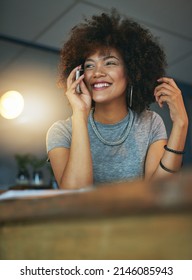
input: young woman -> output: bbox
[46,10,188,189]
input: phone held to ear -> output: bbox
[76,68,83,93]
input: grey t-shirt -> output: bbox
[46,109,167,184]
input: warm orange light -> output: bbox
[0,90,24,119]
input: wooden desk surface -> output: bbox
[0,171,192,260]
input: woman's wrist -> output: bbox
[72,110,90,124]
[172,114,188,129]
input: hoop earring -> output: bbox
[129,85,133,108]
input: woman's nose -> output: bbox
[93,65,106,78]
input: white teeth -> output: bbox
[93,83,110,88]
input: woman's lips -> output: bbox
[92,82,111,90]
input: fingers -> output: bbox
[79,79,90,95]
[154,77,181,107]
[75,74,85,91]
[154,77,188,125]
[67,66,79,86]
[66,65,84,93]
[67,65,82,86]
[157,77,179,89]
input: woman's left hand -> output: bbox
[154,77,188,127]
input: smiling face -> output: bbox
[83,48,128,106]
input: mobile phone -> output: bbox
[76,68,83,93]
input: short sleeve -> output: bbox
[46,118,72,153]
[149,112,167,144]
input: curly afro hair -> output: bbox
[59,9,167,113]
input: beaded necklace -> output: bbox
[90,108,134,146]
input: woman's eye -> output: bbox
[84,64,94,70]
[105,60,117,66]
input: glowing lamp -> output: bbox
[0,90,24,119]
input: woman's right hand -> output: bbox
[66,66,92,116]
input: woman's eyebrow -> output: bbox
[103,55,120,61]
[85,58,95,62]
[85,55,120,62]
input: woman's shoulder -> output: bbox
[46,117,72,152]
[135,109,163,123]
[48,117,72,132]
[132,109,165,131]
[46,117,72,142]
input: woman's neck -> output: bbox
[93,103,128,124]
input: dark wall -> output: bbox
[178,81,192,166]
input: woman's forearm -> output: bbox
[59,112,93,189]
[152,120,188,179]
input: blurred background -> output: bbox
[0,0,192,188]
